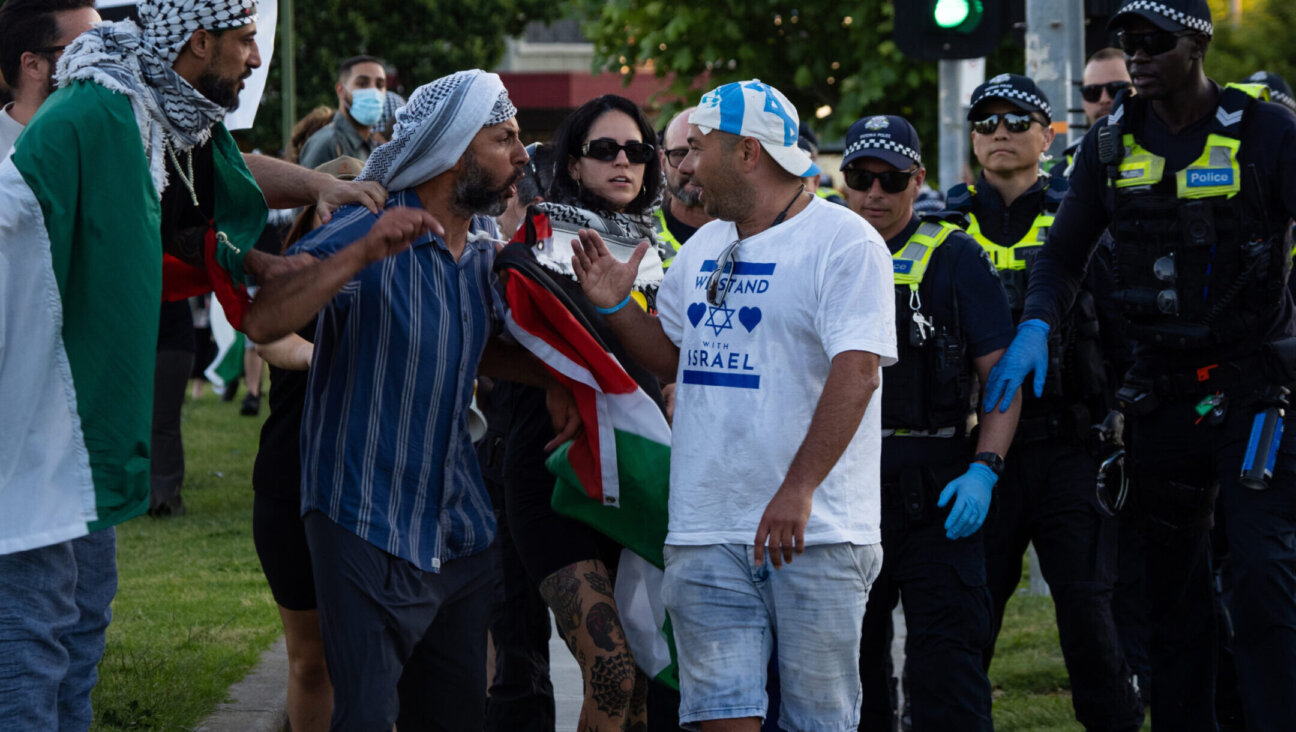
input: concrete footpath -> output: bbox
[194,615,585,731]
[197,608,903,730]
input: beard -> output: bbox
[453,152,519,218]
[196,67,244,112]
[698,166,750,223]
[667,176,702,207]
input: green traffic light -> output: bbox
[932,0,984,32]
[934,0,969,27]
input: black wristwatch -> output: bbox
[972,452,1005,476]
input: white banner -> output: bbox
[93,0,276,131]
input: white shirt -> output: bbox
[657,196,897,547]
[0,104,25,158]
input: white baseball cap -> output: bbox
[689,80,820,178]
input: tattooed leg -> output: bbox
[539,559,642,731]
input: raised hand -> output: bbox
[570,228,648,311]
[358,207,444,264]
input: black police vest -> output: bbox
[882,217,973,433]
[1101,87,1292,350]
[947,179,1107,406]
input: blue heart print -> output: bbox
[739,306,762,332]
[687,302,707,327]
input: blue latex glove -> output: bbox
[983,319,1050,413]
[937,462,998,540]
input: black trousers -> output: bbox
[149,349,193,513]
[859,513,993,731]
[1128,397,1296,732]
[860,445,993,732]
[477,421,558,732]
[305,512,493,732]
[983,437,1143,732]
[483,480,557,732]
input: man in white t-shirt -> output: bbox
[571,79,897,732]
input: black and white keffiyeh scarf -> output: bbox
[55,0,257,194]
[530,201,665,292]
[358,69,517,192]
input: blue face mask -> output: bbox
[349,87,386,127]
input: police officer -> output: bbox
[842,114,1019,730]
[656,107,714,268]
[985,1,1296,728]
[1067,48,1154,706]
[1243,71,1296,114]
[799,122,848,206]
[952,74,1144,731]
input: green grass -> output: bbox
[88,389,1146,730]
[92,387,281,731]
[989,585,1151,732]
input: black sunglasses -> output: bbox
[843,167,919,194]
[1080,80,1132,103]
[971,112,1044,135]
[663,147,689,169]
[706,239,741,307]
[580,138,655,164]
[1117,29,1197,57]
[30,44,67,57]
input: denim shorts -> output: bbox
[661,542,882,732]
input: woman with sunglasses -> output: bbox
[495,94,666,731]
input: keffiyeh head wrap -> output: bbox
[358,70,517,192]
[140,0,259,65]
[56,1,257,195]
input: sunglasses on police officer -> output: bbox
[580,138,656,164]
[1117,29,1198,57]
[843,167,919,194]
[1080,80,1132,103]
[970,113,1044,136]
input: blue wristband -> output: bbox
[595,293,632,315]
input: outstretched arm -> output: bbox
[243,153,387,222]
[755,350,881,568]
[241,207,443,343]
[570,228,680,381]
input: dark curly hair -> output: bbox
[546,94,661,215]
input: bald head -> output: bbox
[664,106,695,150]
[662,106,701,207]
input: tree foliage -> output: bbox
[237,0,563,153]
[1204,0,1296,90]
[572,0,1022,179]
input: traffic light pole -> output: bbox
[1025,0,1084,160]
[937,60,967,193]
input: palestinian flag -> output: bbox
[205,296,247,395]
[496,245,678,688]
[0,80,264,554]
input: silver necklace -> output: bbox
[165,141,200,208]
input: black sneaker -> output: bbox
[147,494,186,518]
[221,379,239,402]
[240,392,261,417]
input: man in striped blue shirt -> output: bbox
[287,70,580,731]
